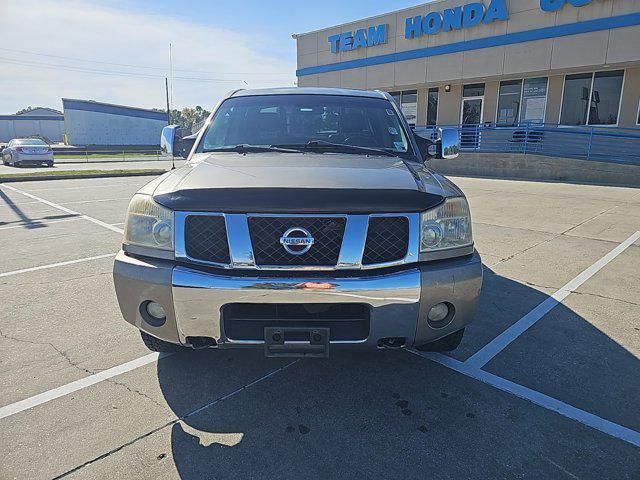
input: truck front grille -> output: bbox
[222,303,370,341]
[248,216,346,267]
[184,215,230,264]
[363,216,409,265]
[177,212,416,269]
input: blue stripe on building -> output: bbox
[62,99,168,121]
[296,12,640,77]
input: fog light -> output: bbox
[146,301,166,320]
[428,303,450,323]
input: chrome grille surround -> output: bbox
[175,211,419,271]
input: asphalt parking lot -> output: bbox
[1,174,639,479]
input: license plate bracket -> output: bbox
[264,327,330,358]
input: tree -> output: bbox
[170,106,210,133]
[15,106,61,115]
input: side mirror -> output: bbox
[414,128,460,162]
[438,128,460,160]
[161,125,197,158]
[161,125,178,155]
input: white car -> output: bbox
[2,138,54,167]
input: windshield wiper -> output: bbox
[272,140,400,157]
[203,144,299,154]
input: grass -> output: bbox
[0,168,165,179]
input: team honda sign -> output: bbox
[327,0,594,53]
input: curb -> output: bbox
[0,170,166,183]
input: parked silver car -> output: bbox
[113,87,482,357]
[2,138,54,167]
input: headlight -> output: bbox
[124,194,174,251]
[420,197,472,252]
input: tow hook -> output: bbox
[378,337,406,349]
[186,336,217,349]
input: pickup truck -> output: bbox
[113,87,482,358]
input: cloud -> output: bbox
[0,0,296,113]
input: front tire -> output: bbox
[415,328,465,352]
[140,331,183,352]
[46,161,54,167]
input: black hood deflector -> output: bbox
[154,188,444,214]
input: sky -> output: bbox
[0,0,424,114]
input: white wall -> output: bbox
[0,118,64,143]
[64,109,166,146]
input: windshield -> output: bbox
[14,139,46,146]
[197,94,413,155]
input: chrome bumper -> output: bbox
[113,251,482,348]
[172,266,422,347]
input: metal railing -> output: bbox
[413,124,640,165]
[52,148,166,164]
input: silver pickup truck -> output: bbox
[113,87,482,357]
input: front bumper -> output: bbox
[113,250,482,349]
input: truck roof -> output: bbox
[229,87,389,99]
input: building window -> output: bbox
[463,83,485,98]
[427,88,438,126]
[560,70,624,126]
[589,71,624,125]
[390,90,418,125]
[497,80,522,125]
[497,77,548,126]
[520,77,548,124]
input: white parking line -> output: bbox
[1,184,124,234]
[466,230,640,369]
[0,353,167,420]
[408,350,640,448]
[0,253,116,278]
[0,197,130,209]
[0,352,298,423]
[0,217,82,231]
[53,359,299,478]
[26,183,147,192]
[0,219,124,231]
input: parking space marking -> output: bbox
[409,350,640,448]
[25,182,147,192]
[466,230,640,369]
[0,349,297,428]
[52,360,298,478]
[0,197,131,209]
[0,217,82,231]
[0,253,116,278]
[0,353,166,420]
[0,219,124,231]
[1,184,124,234]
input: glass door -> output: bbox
[461,97,483,124]
[460,97,483,148]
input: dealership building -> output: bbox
[295,0,640,130]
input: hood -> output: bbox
[159,152,423,191]
[152,152,448,214]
